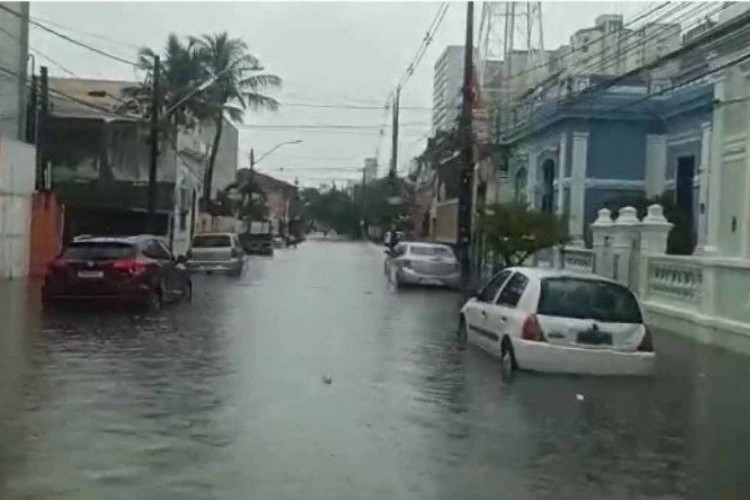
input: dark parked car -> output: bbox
[42,235,192,311]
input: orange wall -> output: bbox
[29,192,64,276]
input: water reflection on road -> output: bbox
[1,241,750,499]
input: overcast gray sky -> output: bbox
[31,1,650,187]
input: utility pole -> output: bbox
[147,55,161,233]
[389,87,400,178]
[36,66,48,191]
[249,148,255,170]
[360,165,367,238]
[457,1,475,289]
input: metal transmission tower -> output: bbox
[477,2,544,130]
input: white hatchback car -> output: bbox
[459,267,655,376]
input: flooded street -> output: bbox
[2,240,750,499]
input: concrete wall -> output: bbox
[0,2,29,141]
[171,159,201,258]
[29,191,64,276]
[0,135,34,278]
[201,117,238,199]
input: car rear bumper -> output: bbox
[513,339,655,376]
[398,268,460,288]
[42,287,151,306]
[186,258,242,273]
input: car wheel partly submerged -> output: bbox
[145,288,163,312]
[500,337,518,377]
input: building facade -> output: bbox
[201,116,238,200]
[0,1,29,141]
[44,77,203,258]
[433,45,464,132]
[0,1,33,279]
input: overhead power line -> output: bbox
[282,101,432,111]
[27,13,141,51]
[503,6,749,141]
[383,2,451,110]
[0,4,138,67]
[237,122,430,130]
[497,2,671,88]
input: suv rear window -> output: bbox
[62,242,136,260]
[193,235,232,248]
[537,277,643,323]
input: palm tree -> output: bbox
[191,32,281,207]
[119,34,206,132]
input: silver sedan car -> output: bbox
[187,233,244,276]
[385,242,461,289]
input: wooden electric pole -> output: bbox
[457,1,475,288]
[147,55,161,233]
[36,66,48,190]
[389,86,400,178]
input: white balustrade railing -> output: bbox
[647,258,703,303]
[562,247,594,273]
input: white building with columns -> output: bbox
[532,7,750,355]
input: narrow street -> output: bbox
[2,240,750,499]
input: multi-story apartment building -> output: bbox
[433,45,464,132]
[566,14,680,78]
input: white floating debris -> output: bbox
[576,394,584,401]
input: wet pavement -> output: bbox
[2,240,750,499]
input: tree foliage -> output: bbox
[190,33,282,204]
[478,202,568,267]
[124,32,282,207]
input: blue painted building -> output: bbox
[500,73,713,252]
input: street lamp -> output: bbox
[251,139,303,169]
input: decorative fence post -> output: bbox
[611,206,640,287]
[639,204,672,255]
[591,208,614,278]
[637,203,673,298]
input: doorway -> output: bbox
[675,156,696,253]
[541,159,555,213]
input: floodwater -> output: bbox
[1,240,750,499]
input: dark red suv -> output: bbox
[42,235,193,311]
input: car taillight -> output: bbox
[522,314,546,342]
[231,247,240,258]
[112,259,147,276]
[638,326,654,352]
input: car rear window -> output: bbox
[409,246,453,257]
[537,277,643,323]
[192,235,232,248]
[62,242,136,260]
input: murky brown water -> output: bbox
[1,241,750,499]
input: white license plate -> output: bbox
[77,270,103,279]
